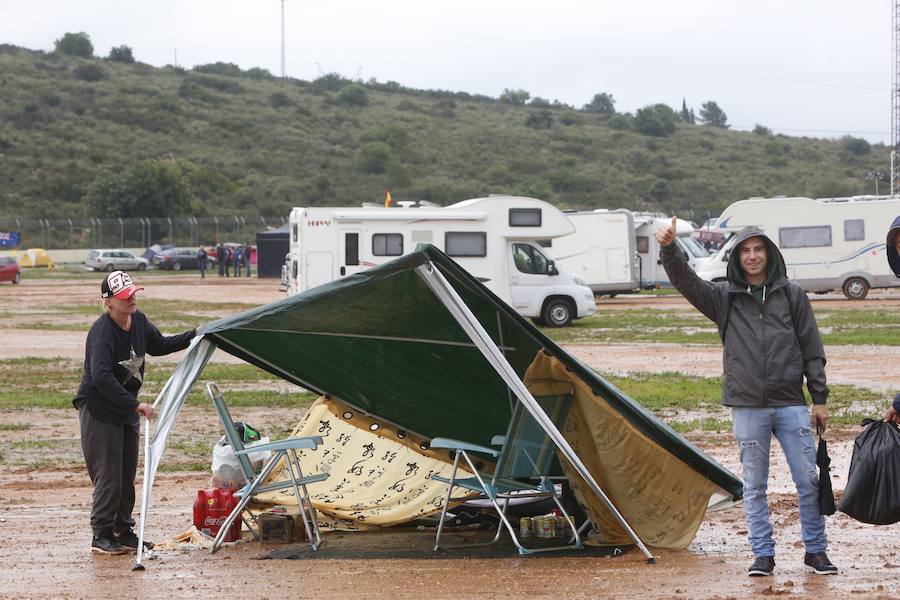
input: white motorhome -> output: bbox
[548,209,640,296]
[284,195,596,326]
[695,195,900,299]
[634,214,710,288]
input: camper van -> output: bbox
[548,210,640,296]
[695,195,900,299]
[283,195,596,326]
[634,214,710,288]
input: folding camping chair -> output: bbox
[206,382,329,553]
[431,381,583,555]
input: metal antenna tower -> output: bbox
[281,0,286,79]
[892,0,900,193]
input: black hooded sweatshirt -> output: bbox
[73,311,195,425]
[661,226,828,407]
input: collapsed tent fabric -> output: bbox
[252,396,477,529]
[137,244,742,560]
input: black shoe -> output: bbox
[114,529,154,551]
[804,552,838,575]
[748,555,775,577]
[91,532,129,555]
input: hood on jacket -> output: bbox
[727,226,786,288]
[888,215,900,277]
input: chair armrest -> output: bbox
[430,437,499,457]
[234,435,325,454]
[490,435,506,446]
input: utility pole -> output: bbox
[281,0,286,79]
[892,0,900,193]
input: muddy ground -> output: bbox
[0,276,898,599]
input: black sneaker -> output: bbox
[748,555,775,576]
[804,552,838,575]
[91,532,129,555]
[114,529,154,551]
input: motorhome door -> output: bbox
[339,229,364,278]
[509,242,551,312]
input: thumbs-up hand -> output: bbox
[656,215,677,247]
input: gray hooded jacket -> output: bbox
[660,226,828,407]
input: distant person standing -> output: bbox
[224,246,232,277]
[233,245,242,278]
[74,271,195,555]
[244,243,252,277]
[197,246,208,279]
[216,243,225,277]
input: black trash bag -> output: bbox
[816,425,836,516]
[838,419,900,525]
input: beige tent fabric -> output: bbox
[523,352,720,549]
[252,396,475,530]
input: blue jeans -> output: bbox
[732,406,827,558]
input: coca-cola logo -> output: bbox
[204,516,227,527]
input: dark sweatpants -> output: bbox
[79,407,139,537]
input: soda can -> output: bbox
[554,515,565,538]
[538,516,554,538]
[519,516,533,538]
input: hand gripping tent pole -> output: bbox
[415,262,656,562]
[135,336,216,570]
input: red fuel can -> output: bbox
[193,488,242,542]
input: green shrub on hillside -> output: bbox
[194,62,242,77]
[500,88,530,106]
[73,63,106,82]
[107,45,135,64]
[635,104,677,137]
[54,32,93,58]
[525,110,553,129]
[355,141,394,174]
[269,91,294,108]
[337,84,369,107]
[583,92,615,115]
[86,159,196,218]
[841,135,871,157]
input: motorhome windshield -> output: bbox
[512,243,551,275]
[679,236,710,258]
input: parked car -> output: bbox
[85,249,150,272]
[154,247,217,271]
[0,256,20,284]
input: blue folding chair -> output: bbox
[206,382,329,553]
[431,381,583,555]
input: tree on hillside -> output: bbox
[634,104,678,137]
[499,88,530,106]
[699,101,729,128]
[107,45,135,64]
[336,84,369,107]
[54,32,94,58]
[840,135,871,157]
[583,92,615,115]
[680,98,695,124]
[86,160,195,218]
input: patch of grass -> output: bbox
[0,423,31,431]
[669,418,732,433]
[600,371,892,427]
[158,461,209,472]
[183,389,318,408]
[11,438,77,449]
[0,390,74,410]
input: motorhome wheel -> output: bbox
[842,277,869,300]
[542,298,573,328]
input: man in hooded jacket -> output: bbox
[884,216,900,424]
[657,218,837,577]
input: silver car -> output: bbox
[85,249,150,272]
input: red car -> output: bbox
[0,256,20,284]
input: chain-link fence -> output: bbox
[0,216,287,249]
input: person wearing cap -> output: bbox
[73,271,196,555]
[657,217,837,577]
[883,216,900,424]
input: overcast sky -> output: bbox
[1,1,893,143]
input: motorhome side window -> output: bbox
[345,233,359,265]
[779,226,832,249]
[292,224,298,243]
[445,232,487,257]
[512,243,550,275]
[372,233,403,256]
[635,236,649,254]
[843,219,864,241]
[509,208,542,227]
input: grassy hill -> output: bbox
[0,43,891,220]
